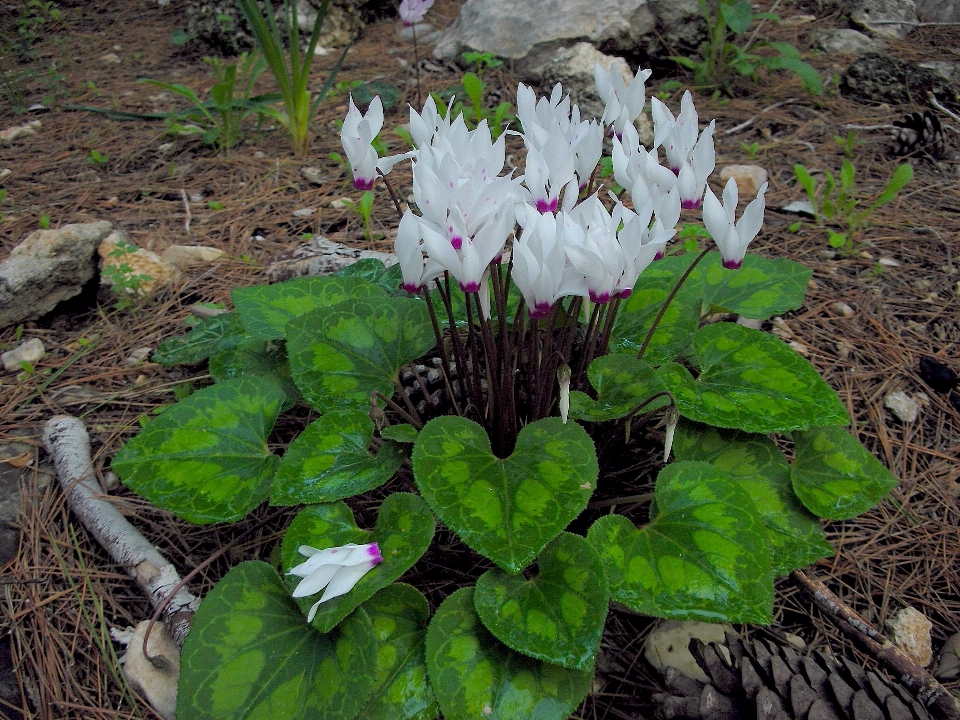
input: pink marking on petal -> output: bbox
[535,198,557,213]
[367,544,384,564]
[353,177,376,191]
[722,258,743,270]
[460,281,481,293]
[401,282,422,293]
[670,166,680,176]
[589,290,612,304]
[681,198,701,210]
[618,288,633,299]
[450,236,463,250]
[529,302,553,319]
[491,253,503,265]
[654,250,664,261]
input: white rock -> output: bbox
[736,316,763,330]
[98,233,181,297]
[832,302,855,318]
[886,606,933,667]
[835,340,852,359]
[1,338,45,372]
[771,317,794,339]
[102,470,120,491]
[0,168,11,181]
[719,165,768,197]
[849,0,919,38]
[292,207,316,218]
[121,620,179,720]
[878,257,901,267]
[301,166,331,185]
[396,21,441,43]
[789,341,810,356]
[644,621,734,684]
[100,52,121,64]
[0,120,41,144]
[123,347,154,367]
[884,390,919,423]
[935,632,960,680]
[812,28,886,54]
[160,244,224,270]
[330,198,352,209]
[782,200,816,217]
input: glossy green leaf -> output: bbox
[178,561,377,720]
[426,587,593,720]
[413,416,597,573]
[232,276,385,340]
[333,258,404,294]
[287,294,437,412]
[673,422,833,575]
[587,461,774,623]
[611,253,703,366]
[152,312,247,366]
[112,377,284,524]
[569,355,669,421]
[791,425,898,520]
[381,423,420,443]
[700,252,812,320]
[281,493,435,633]
[657,323,849,433]
[359,584,439,720]
[209,339,302,409]
[271,409,402,505]
[474,533,608,670]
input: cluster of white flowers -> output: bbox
[340,64,768,319]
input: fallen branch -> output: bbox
[792,569,960,719]
[42,415,198,647]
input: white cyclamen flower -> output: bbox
[702,178,768,270]
[399,0,434,25]
[340,96,394,191]
[513,205,586,318]
[595,63,652,139]
[289,542,383,622]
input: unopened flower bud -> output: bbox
[558,364,572,424]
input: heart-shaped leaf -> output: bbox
[286,294,437,412]
[474,532,608,670]
[657,322,849,433]
[271,409,403,505]
[426,587,593,720]
[700,252,811,320]
[569,355,669,422]
[333,258,404,294]
[152,311,247,366]
[673,421,833,576]
[281,493,435,633]
[358,584,439,720]
[587,460,774,623]
[178,561,377,720]
[413,416,597,573]
[610,253,703,366]
[233,275,385,340]
[381,423,419,443]
[209,339,301,409]
[791,425,898,519]
[111,377,284,524]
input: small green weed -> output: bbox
[102,240,154,310]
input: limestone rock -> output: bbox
[832,301,855,317]
[841,53,957,106]
[121,620,179,720]
[265,235,395,283]
[718,165,768,197]
[98,232,181,297]
[919,61,960,83]
[915,0,960,21]
[0,120,41,144]
[886,606,933,667]
[812,28,886,55]
[2,338,45,372]
[884,389,920,422]
[847,0,918,38]
[434,0,702,75]
[396,21,441,43]
[644,620,734,684]
[936,632,960,679]
[160,244,225,270]
[0,220,113,328]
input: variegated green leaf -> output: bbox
[152,311,247,366]
[569,354,669,421]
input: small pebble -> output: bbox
[189,192,204,203]
[102,470,120,491]
[789,341,809,356]
[330,198,351,209]
[884,390,919,423]
[878,257,900,267]
[832,302,855,318]
[771,317,793,339]
[835,341,851,359]
[100,52,121,63]
[859,250,873,259]
[2,338,46,372]
[886,606,933,667]
[718,164,768,196]
[123,347,154,367]
[736,317,763,330]
[292,207,316,218]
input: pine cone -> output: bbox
[652,632,934,720]
[891,111,946,160]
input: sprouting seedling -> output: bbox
[740,141,760,159]
[342,190,376,241]
[461,51,502,75]
[87,149,109,165]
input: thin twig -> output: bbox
[179,189,191,235]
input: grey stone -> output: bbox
[915,0,960,21]
[846,0,918,38]
[266,236,395,283]
[0,221,113,329]
[1,338,45,372]
[812,28,886,55]
[433,0,702,72]
[840,53,958,106]
[884,389,920,422]
[919,61,960,83]
[396,21,441,43]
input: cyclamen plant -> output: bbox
[114,66,898,720]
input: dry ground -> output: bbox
[0,0,958,718]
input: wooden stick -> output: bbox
[42,415,198,648]
[792,569,960,719]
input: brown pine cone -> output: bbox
[652,632,934,720]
